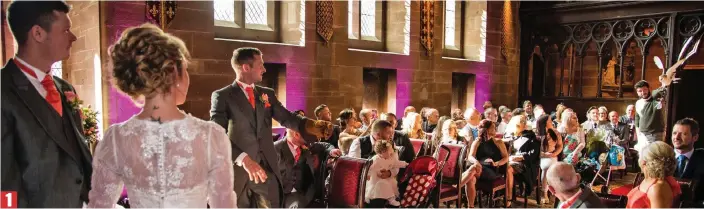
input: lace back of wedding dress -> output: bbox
[87,115,236,208]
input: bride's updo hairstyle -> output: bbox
[110,23,190,99]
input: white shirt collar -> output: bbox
[235,80,255,89]
[675,149,694,159]
[15,57,48,81]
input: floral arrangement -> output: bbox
[65,91,100,152]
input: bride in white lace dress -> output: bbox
[88,24,236,208]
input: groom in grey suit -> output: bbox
[1,1,92,207]
[210,47,333,208]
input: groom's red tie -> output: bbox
[245,86,255,109]
[14,59,63,116]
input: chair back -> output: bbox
[596,193,627,208]
[328,156,371,208]
[410,139,426,157]
[674,177,697,207]
[436,143,467,182]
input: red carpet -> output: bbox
[611,184,634,196]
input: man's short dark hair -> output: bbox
[371,120,393,134]
[231,47,262,68]
[7,1,70,46]
[314,104,328,118]
[634,80,650,89]
[675,118,700,136]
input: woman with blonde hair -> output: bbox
[558,111,586,165]
[402,112,426,139]
[88,24,236,208]
[627,141,681,208]
[504,115,540,206]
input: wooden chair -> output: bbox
[476,164,507,207]
[596,193,627,208]
[327,156,372,208]
[435,143,467,208]
[674,177,698,208]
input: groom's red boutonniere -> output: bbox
[64,91,83,112]
[260,93,271,108]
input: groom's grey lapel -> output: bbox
[5,60,81,163]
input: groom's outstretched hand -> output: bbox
[304,119,334,140]
[241,156,267,184]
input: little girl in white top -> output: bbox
[365,140,408,206]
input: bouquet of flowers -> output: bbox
[65,92,100,153]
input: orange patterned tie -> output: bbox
[15,60,63,116]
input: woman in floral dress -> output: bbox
[557,111,585,165]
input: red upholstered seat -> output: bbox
[409,139,425,157]
[436,143,467,207]
[328,156,371,208]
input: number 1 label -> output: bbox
[0,191,17,208]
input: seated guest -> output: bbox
[460,108,482,141]
[672,118,704,207]
[600,111,630,145]
[559,111,586,166]
[598,106,609,124]
[505,115,541,207]
[620,104,636,126]
[523,100,535,124]
[469,119,510,208]
[627,141,681,208]
[532,105,545,129]
[581,106,597,131]
[422,108,440,133]
[451,108,464,121]
[402,112,426,140]
[380,113,415,164]
[359,109,374,133]
[552,104,567,127]
[439,119,465,145]
[546,162,605,208]
[365,140,408,206]
[348,120,395,159]
[397,106,416,131]
[315,104,341,148]
[275,129,341,208]
[484,107,499,130]
[337,109,362,155]
[535,115,563,204]
[497,108,512,136]
[429,116,452,154]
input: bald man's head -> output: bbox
[546,162,581,195]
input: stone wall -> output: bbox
[85,1,522,125]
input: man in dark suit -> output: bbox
[274,129,341,208]
[314,104,340,148]
[210,47,333,208]
[619,104,636,126]
[600,111,631,144]
[547,162,605,208]
[422,108,439,133]
[380,113,415,164]
[1,1,92,207]
[672,118,704,207]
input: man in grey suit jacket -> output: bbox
[599,111,631,144]
[1,1,92,207]
[210,47,333,208]
[274,129,341,208]
[547,162,605,208]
